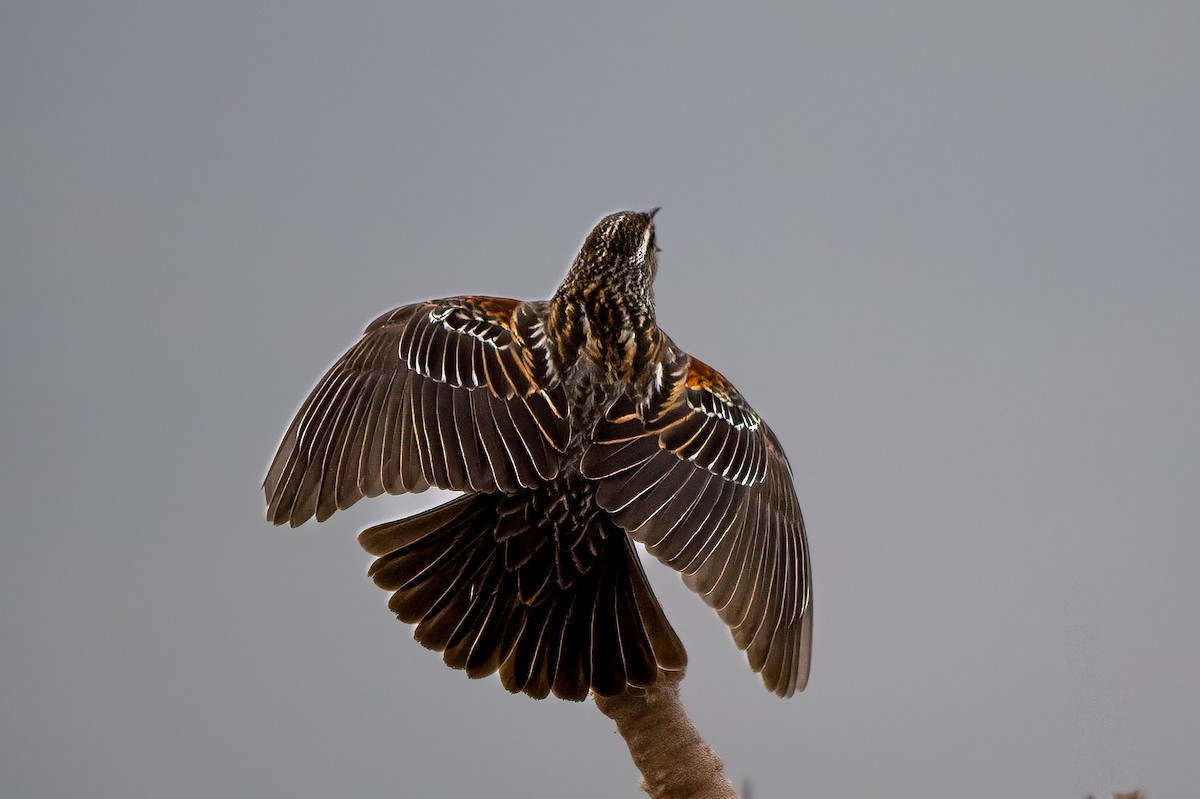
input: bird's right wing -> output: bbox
[265,297,568,526]
[580,351,811,696]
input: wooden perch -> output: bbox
[593,672,739,799]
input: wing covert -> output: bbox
[265,297,568,526]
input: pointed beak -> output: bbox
[647,207,661,219]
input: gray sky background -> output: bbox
[3,3,1198,797]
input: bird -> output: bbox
[264,209,812,700]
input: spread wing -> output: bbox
[265,296,568,526]
[580,352,812,696]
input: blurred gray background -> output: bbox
[3,2,1198,797]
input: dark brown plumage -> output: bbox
[264,210,812,699]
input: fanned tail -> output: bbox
[359,492,687,700]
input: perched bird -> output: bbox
[264,210,812,699]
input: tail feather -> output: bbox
[359,492,687,700]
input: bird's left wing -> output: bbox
[265,296,568,526]
[580,351,812,696]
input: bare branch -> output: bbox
[594,672,739,799]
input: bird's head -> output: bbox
[555,209,661,318]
